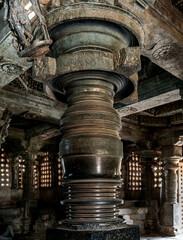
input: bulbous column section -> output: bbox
[59,71,123,223]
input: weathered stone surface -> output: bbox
[0,9,31,88]
[32,57,56,83]
[118,89,183,117]
[46,0,183,79]
[46,3,143,44]
[117,0,183,79]
[56,50,114,76]
[114,47,141,76]
[0,89,64,124]
[160,203,182,236]
[174,136,183,157]
[119,207,148,215]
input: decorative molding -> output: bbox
[152,44,180,61]
[0,62,22,74]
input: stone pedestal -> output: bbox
[160,156,181,236]
[160,202,181,236]
[46,223,140,240]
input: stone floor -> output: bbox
[16,232,46,240]
[15,232,183,240]
[141,235,183,240]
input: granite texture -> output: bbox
[46,224,140,240]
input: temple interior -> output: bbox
[0,0,183,240]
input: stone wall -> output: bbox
[119,200,160,235]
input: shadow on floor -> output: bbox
[15,232,46,240]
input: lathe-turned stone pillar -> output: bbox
[160,155,181,236]
[164,157,179,204]
[139,150,161,234]
[22,151,38,234]
[33,1,143,239]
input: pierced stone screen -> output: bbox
[128,152,142,191]
[0,148,10,187]
[18,156,25,189]
[152,157,163,188]
[40,152,52,188]
[58,157,63,186]
[33,163,39,189]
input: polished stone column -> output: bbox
[140,150,161,234]
[164,156,179,204]
[43,2,142,239]
[48,19,138,228]
[22,151,37,234]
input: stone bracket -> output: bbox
[114,47,141,77]
[32,56,56,82]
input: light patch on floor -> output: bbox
[141,235,183,240]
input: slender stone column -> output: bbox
[22,151,38,233]
[164,156,179,204]
[160,156,181,236]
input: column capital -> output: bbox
[174,136,183,157]
[163,156,181,170]
[163,156,179,204]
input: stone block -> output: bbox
[174,136,183,157]
[119,207,148,216]
[130,214,146,220]
[160,203,182,236]
[114,47,141,77]
[46,225,140,240]
[125,219,134,225]
[32,57,56,83]
[119,208,137,215]
[123,215,131,220]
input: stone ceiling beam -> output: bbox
[25,123,60,141]
[118,88,183,117]
[0,89,64,124]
